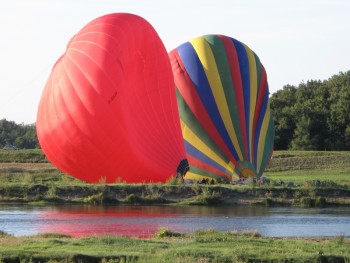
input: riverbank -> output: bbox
[1,183,350,207]
[0,150,349,207]
[0,229,349,263]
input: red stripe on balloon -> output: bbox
[187,154,231,179]
[217,35,248,160]
[252,66,267,165]
[170,49,237,165]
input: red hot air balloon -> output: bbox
[170,34,274,183]
[36,13,188,183]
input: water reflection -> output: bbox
[38,205,183,237]
[0,204,349,238]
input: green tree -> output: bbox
[270,71,350,151]
[291,81,329,150]
[270,85,297,149]
[326,72,350,150]
[0,119,39,149]
[290,116,317,150]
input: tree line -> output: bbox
[0,119,38,149]
[1,71,349,151]
[270,71,350,150]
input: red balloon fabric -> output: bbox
[36,13,187,183]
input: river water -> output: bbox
[0,204,349,238]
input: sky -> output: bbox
[0,0,349,124]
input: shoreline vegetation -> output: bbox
[0,229,349,263]
[0,149,349,207]
[0,149,350,262]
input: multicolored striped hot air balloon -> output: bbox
[169,34,275,183]
[36,13,188,184]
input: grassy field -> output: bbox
[0,229,349,263]
[265,151,350,186]
[1,149,350,185]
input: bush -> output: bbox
[293,190,302,199]
[125,194,141,204]
[195,228,220,237]
[165,176,184,185]
[33,194,43,202]
[83,192,115,204]
[0,230,12,237]
[34,233,72,238]
[300,197,315,207]
[240,230,261,238]
[333,235,345,244]
[315,197,327,207]
[191,188,223,206]
[263,198,273,206]
[154,227,183,238]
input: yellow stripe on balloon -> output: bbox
[257,102,270,172]
[226,161,234,174]
[185,171,207,181]
[243,44,257,162]
[180,120,233,171]
[190,37,243,160]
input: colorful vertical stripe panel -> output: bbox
[169,34,275,182]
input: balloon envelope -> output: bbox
[37,13,187,183]
[169,34,274,182]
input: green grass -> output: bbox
[0,149,47,163]
[264,150,350,188]
[0,230,349,262]
[265,169,350,187]
[266,150,350,172]
[1,149,349,186]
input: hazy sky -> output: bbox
[1,0,349,124]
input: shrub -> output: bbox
[98,176,107,184]
[279,191,288,199]
[46,184,57,199]
[293,190,302,199]
[263,198,273,206]
[115,177,126,184]
[192,188,222,205]
[315,197,327,207]
[33,194,43,202]
[190,183,201,195]
[300,197,315,207]
[35,233,72,238]
[165,176,184,185]
[195,228,219,237]
[0,230,12,237]
[154,227,183,238]
[240,229,261,238]
[142,194,167,204]
[124,194,141,204]
[333,234,345,244]
[83,192,114,204]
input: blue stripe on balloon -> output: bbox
[231,38,250,160]
[177,42,240,161]
[254,88,269,168]
[184,140,227,173]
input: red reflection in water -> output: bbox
[38,205,182,237]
